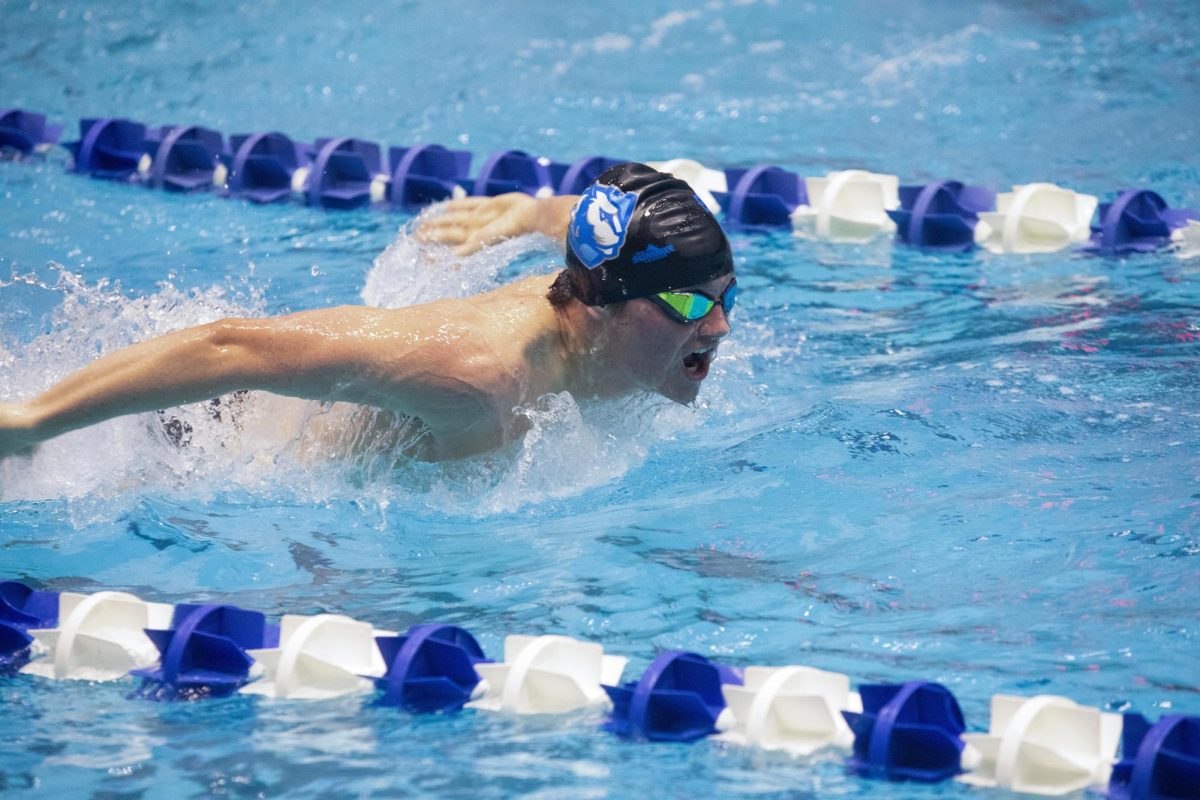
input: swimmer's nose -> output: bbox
[700,303,731,339]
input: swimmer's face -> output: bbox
[606,272,734,404]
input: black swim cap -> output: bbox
[565,162,734,306]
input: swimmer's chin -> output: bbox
[660,360,712,404]
[657,378,702,405]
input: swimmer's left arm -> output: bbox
[416,193,578,255]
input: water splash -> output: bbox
[0,267,292,502]
[362,209,559,308]
[0,226,774,519]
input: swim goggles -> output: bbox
[648,279,738,324]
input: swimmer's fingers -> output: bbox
[453,211,528,256]
[419,217,508,250]
[418,193,539,254]
[426,204,505,231]
[453,228,495,256]
[416,222,469,246]
[415,199,512,244]
[414,211,460,242]
[422,195,517,228]
[434,196,493,214]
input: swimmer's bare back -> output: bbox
[0,273,570,461]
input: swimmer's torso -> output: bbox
[287,274,564,460]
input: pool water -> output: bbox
[2,0,1199,796]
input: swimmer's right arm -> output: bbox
[0,305,495,459]
[0,315,326,458]
[416,193,578,255]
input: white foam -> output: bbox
[0,268,285,502]
[362,209,556,309]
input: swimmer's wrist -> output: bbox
[2,402,39,430]
[0,401,46,454]
[535,195,579,241]
[16,398,81,443]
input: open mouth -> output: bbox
[682,347,714,381]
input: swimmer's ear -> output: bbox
[582,303,617,324]
[598,300,630,320]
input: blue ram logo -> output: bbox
[568,183,637,268]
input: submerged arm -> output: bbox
[0,305,498,458]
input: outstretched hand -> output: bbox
[416,193,541,256]
[416,193,578,256]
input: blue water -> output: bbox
[2,0,1199,796]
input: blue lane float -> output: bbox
[5,581,1199,799]
[842,680,967,783]
[373,623,489,713]
[888,180,996,251]
[65,117,149,180]
[227,131,310,204]
[1109,713,1200,800]
[307,137,388,209]
[130,603,280,700]
[1089,189,1200,255]
[387,144,471,209]
[550,155,627,196]
[0,109,62,154]
[9,107,1200,258]
[0,581,59,671]
[603,650,741,742]
[468,149,555,197]
[143,125,228,192]
[716,165,808,230]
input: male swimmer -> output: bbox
[0,163,737,461]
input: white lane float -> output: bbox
[957,693,1122,796]
[791,169,900,242]
[1175,218,1200,259]
[467,634,627,714]
[3,579,1200,800]
[240,614,393,700]
[646,158,728,214]
[976,183,1098,254]
[21,591,174,681]
[716,665,862,756]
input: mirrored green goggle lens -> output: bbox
[657,292,714,320]
[654,283,738,322]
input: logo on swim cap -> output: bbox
[631,243,675,264]
[568,183,637,269]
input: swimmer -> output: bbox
[0,163,736,461]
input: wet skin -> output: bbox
[0,271,733,461]
[0,193,734,462]
[601,272,735,405]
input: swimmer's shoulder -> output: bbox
[479,272,558,301]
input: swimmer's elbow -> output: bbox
[197,317,254,359]
[198,318,247,355]
[195,315,353,398]
[192,318,286,387]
